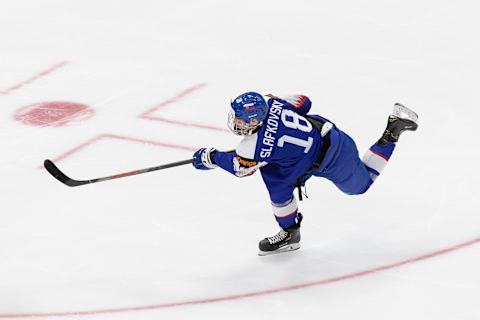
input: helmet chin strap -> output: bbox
[250,123,262,134]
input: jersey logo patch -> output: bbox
[238,157,258,167]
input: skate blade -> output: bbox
[393,103,418,123]
[258,243,301,256]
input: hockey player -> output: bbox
[192,92,418,256]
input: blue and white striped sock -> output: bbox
[362,141,396,181]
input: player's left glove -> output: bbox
[193,147,218,170]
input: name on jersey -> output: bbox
[260,100,283,158]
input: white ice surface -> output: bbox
[0,0,479,319]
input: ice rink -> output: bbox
[1,0,479,319]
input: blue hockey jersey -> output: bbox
[213,95,336,217]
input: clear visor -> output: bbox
[227,110,260,136]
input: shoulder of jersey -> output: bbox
[236,132,259,160]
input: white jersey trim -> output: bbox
[283,95,303,106]
[233,158,267,177]
[236,132,258,159]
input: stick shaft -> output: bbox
[44,149,235,187]
[44,158,194,187]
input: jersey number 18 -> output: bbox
[277,109,314,153]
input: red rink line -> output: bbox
[101,133,196,152]
[139,83,229,133]
[0,61,69,95]
[139,83,207,116]
[49,134,196,164]
[143,116,230,132]
[50,134,104,163]
[1,237,478,318]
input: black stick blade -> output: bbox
[44,160,87,187]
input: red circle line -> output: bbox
[1,237,478,318]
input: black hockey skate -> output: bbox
[258,213,303,256]
[378,103,419,146]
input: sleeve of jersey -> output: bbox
[212,133,267,177]
[283,95,312,115]
[213,151,266,177]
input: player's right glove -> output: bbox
[192,147,218,170]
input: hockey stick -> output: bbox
[44,158,194,187]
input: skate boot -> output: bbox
[378,103,419,146]
[258,213,303,256]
